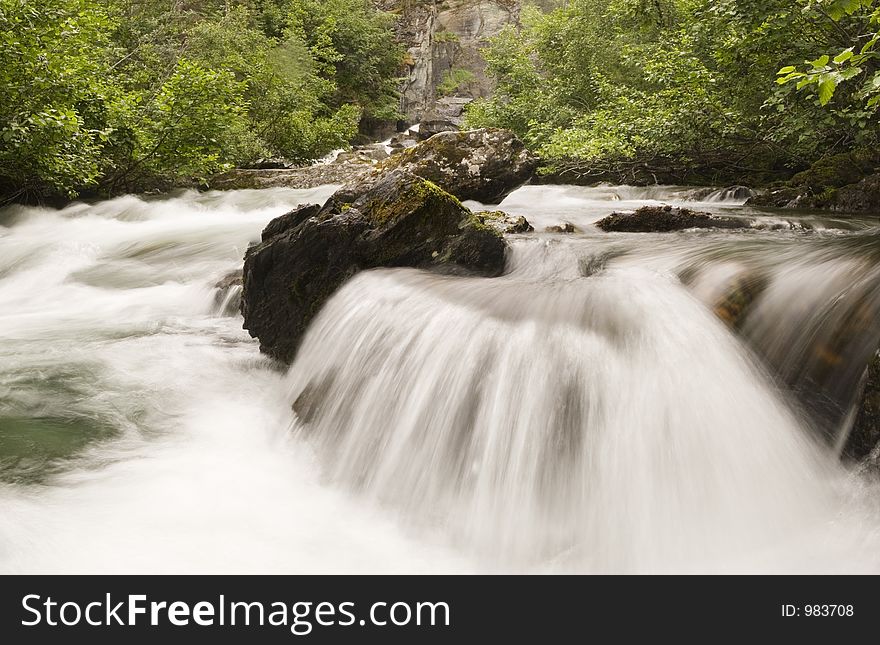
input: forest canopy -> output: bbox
[0,0,402,201]
[2,0,879,201]
[466,0,880,184]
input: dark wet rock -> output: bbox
[747,151,880,213]
[474,211,533,234]
[380,128,538,204]
[712,273,767,330]
[242,158,292,170]
[596,206,750,232]
[545,222,578,234]
[241,170,507,363]
[836,174,880,214]
[261,204,322,242]
[848,350,880,460]
[748,186,817,209]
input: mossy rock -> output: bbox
[379,128,538,204]
[748,150,880,212]
[790,150,877,190]
[241,170,507,363]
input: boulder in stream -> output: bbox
[380,128,538,204]
[596,206,750,232]
[836,173,880,214]
[241,170,507,363]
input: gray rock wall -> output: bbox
[377,1,526,124]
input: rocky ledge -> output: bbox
[240,129,536,363]
[596,206,750,232]
[747,151,880,213]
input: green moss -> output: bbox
[365,177,460,226]
[790,151,876,190]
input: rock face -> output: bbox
[380,0,525,124]
[596,206,750,232]
[381,128,538,203]
[241,170,507,363]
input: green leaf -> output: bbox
[838,66,863,81]
[808,55,830,69]
[796,77,815,90]
[818,78,837,105]
[833,49,854,64]
[777,65,796,75]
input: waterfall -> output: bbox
[0,185,879,573]
[286,242,851,571]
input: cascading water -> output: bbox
[1,184,879,573]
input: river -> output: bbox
[1,184,879,573]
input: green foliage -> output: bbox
[0,0,116,198]
[287,0,403,121]
[467,0,880,182]
[437,68,476,97]
[777,0,880,108]
[0,0,400,201]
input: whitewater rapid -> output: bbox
[0,185,879,573]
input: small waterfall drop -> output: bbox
[286,240,870,571]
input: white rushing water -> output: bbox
[1,185,879,573]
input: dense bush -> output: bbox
[466,0,880,184]
[0,0,402,202]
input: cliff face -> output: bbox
[377,1,523,125]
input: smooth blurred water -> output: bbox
[1,184,879,573]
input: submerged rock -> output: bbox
[545,222,579,234]
[380,128,538,204]
[241,170,507,363]
[213,270,243,317]
[596,206,750,232]
[712,273,767,330]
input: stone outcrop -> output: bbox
[241,170,508,363]
[378,1,545,124]
[747,151,880,213]
[596,206,751,232]
[380,128,537,203]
